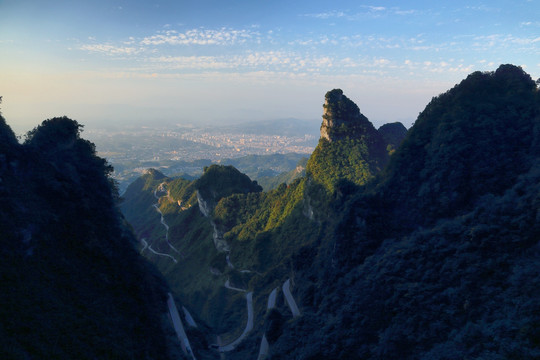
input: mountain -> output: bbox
[256,156,308,191]
[122,165,323,359]
[269,64,540,359]
[218,153,307,183]
[0,116,182,359]
[306,89,389,191]
[377,64,540,232]
[378,121,408,154]
[121,64,539,359]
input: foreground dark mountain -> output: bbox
[121,64,539,359]
[0,115,182,359]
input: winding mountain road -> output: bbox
[218,292,254,352]
[257,335,269,360]
[193,189,304,357]
[148,244,178,263]
[224,278,246,292]
[140,238,149,254]
[182,306,198,328]
[267,287,278,310]
[257,286,279,360]
[283,279,301,317]
[167,293,196,360]
[152,203,181,255]
[153,184,181,258]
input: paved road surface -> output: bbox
[267,287,278,310]
[182,306,197,328]
[224,279,246,292]
[282,279,301,317]
[257,335,269,360]
[167,293,196,360]
[218,292,254,352]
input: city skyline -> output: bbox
[2,0,540,134]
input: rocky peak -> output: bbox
[320,89,374,142]
[307,89,389,190]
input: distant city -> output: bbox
[88,127,316,162]
[84,119,319,192]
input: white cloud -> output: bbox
[367,6,386,12]
[147,56,231,70]
[140,28,259,46]
[472,34,540,50]
[394,9,418,15]
[304,7,419,20]
[465,5,500,13]
[521,21,540,27]
[143,51,337,73]
[374,58,390,66]
[301,10,346,19]
[80,44,145,56]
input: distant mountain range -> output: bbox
[215,118,321,138]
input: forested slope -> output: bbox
[269,64,540,359]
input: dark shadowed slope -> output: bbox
[0,115,181,359]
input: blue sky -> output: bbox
[1,0,539,133]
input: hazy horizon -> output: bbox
[2,0,539,135]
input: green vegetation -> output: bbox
[307,138,376,191]
[255,157,307,191]
[307,89,388,191]
[196,164,262,205]
[220,153,308,182]
[267,64,540,359]
[121,88,396,358]
[377,64,540,230]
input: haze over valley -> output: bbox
[83,118,319,192]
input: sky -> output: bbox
[1,0,540,134]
